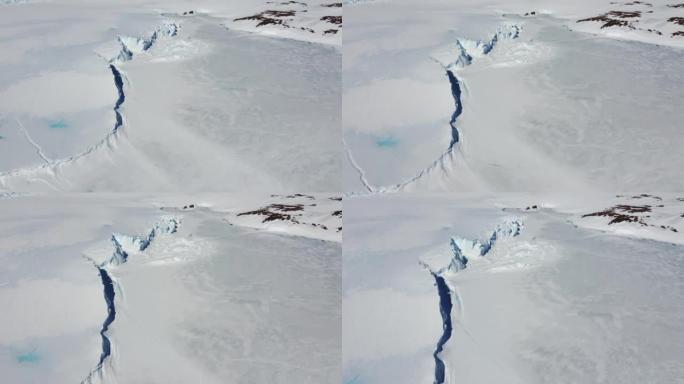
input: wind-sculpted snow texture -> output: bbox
[0,2,340,193]
[0,194,341,384]
[0,2,342,382]
[343,0,684,194]
[343,194,684,384]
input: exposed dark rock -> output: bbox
[611,0,652,5]
[632,193,662,201]
[237,203,305,223]
[321,15,342,25]
[578,11,641,29]
[267,1,307,5]
[582,204,652,225]
[668,17,684,26]
[234,10,296,27]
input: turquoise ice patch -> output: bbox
[375,136,398,148]
[48,120,68,129]
[17,350,40,363]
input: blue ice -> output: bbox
[375,136,398,148]
[48,120,68,129]
[17,350,40,364]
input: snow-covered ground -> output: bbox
[343,0,684,194]
[226,0,342,45]
[343,2,683,383]
[0,0,341,193]
[2,0,683,383]
[0,1,343,382]
[0,193,341,383]
[226,192,342,241]
[344,193,684,384]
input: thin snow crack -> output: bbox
[15,118,51,164]
[344,138,374,193]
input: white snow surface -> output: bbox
[0,0,341,193]
[344,193,684,384]
[343,0,684,194]
[0,193,340,383]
